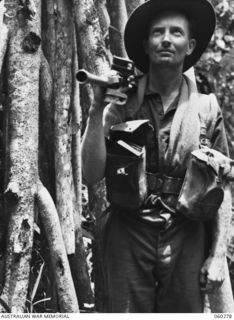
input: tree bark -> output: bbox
[39,53,55,198]
[0,0,8,71]
[53,0,75,255]
[73,0,110,311]
[40,0,56,200]
[125,0,145,16]
[0,24,9,73]
[73,0,110,127]
[0,0,41,312]
[88,183,108,312]
[107,0,128,57]
[41,0,56,76]
[36,182,79,313]
[73,0,110,75]
[68,35,94,308]
[39,1,59,310]
[94,0,110,36]
[94,0,111,62]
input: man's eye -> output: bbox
[173,29,183,35]
[152,29,162,35]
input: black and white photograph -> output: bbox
[0,0,234,316]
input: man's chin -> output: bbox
[149,60,184,71]
[153,59,175,67]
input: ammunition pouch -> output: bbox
[176,148,225,221]
[105,120,152,210]
[105,151,147,210]
[176,107,229,221]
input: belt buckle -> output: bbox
[155,176,163,193]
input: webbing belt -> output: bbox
[146,172,183,195]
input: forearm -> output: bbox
[209,182,232,258]
[81,105,107,185]
[200,183,232,292]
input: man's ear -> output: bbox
[142,39,149,55]
[187,38,196,56]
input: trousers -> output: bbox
[103,210,205,313]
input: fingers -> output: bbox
[93,84,107,99]
[201,279,220,293]
[202,280,224,293]
[92,85,108,108]
[200,269,208,292]
[200,271,224,293]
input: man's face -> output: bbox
[143,11,196,70]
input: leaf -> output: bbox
[0,298,11,313]
[215,28,225,40]
[31,262,45,302]
[33,297,51,307]
[216,39,226,50]
[216,0,229,16]
[213,52,223,63]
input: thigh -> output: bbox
[103,212,158,313]
[156,219,205,313]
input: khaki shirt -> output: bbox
[104,83,229,177]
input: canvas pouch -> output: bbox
[176,148,224,221]
[105,120,153,210]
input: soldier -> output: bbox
[81,0,232,312]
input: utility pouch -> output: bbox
[176,100,226,221]
[109,119,153,146]
[105,149,147,209]
[176,148,224,221]
[105,120,152,210]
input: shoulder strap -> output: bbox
[125,75,148,120]
[198,94,211,148]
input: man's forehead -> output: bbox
[149,9,190,26]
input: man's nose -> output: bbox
[162,31,171,47]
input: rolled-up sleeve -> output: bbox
[103,103,125,137]
[210,94,229,157]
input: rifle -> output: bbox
[76,56,136,105]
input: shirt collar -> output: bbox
[144,75,183,112]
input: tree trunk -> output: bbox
[125,0,145,15]
[73,0,110,311]
[0,24,9,72]
[68,34,94,308]
[107,0,128,57]
[39,53,55,198]
[36,182,79,313]
[41,0,56,76]
[88,183,109,311]
[94,0,110,36]
[41,0,94,309]
[0,0,41,312]
[39,1,58,310]
[40,0,56,199]
[94,0,111,62]
[73,0,110,75]
[53,0,75,255]
[73,0,110,121]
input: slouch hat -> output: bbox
[124,0,216,72]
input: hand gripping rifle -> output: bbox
[76,56,136,105]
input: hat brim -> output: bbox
[124,0,216,72]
